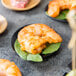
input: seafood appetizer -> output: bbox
[47,0,76,20]
[11,0,30,8]
[14,24,62,62]
[0,59,22,76]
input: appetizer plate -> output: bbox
[0,15,8,34]
[11,24,61,62]
[45,5,69,23]
[1,0,41,11]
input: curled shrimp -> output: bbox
[0,59,22,76]
[48,0,76,17]
[18,24,62,54]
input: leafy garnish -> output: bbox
[14,39,61,62]
[42,43,61,54]
[27,54,43,62]
[14,39,27,60]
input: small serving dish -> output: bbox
[45,5,69,23]
[11,24,62,62]
[1,0,41,11]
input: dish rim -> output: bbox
[1,0,41,11]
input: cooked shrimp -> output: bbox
[48,1,60,17]
[0,59,22,76]
[48,0,76,17]
[18,24,62,54]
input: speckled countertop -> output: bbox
[0,0,72,76]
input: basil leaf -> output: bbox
[42,43,61,55]
[14,39,27,60]
[27,54,43,62]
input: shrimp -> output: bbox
[48,1,60,17]
[18,24,62,54]
[0,59,22,76]
[48,0,76,17]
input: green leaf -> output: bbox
[56,10,69,20]
[46,10,69,20]
[27,54,43,62]
[14,39,27,60]
[42,43,61,55]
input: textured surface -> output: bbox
[0,0,72,76]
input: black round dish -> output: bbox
[11,24,61,60]
[45,5,67,23]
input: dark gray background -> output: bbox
[0,0,72,76]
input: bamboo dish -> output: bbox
[1,0,41,11]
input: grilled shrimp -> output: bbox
[48,0,76,17]
[48,1,60,17]
[18,24,62,54]
[0,59,22,76]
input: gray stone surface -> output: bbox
[0,0,72,76]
